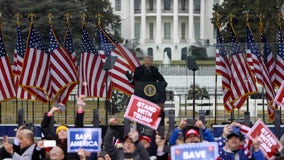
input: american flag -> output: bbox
[13,27,34,100]
[246,26,276,120]
[261,32,276,87]
[276,25,284,87]
[49,28,78,104]
[98,26,137,95]
[215,27,233,111]
[229,25,258,107]
[64,24,77,66]
[98,25,140,71]
[78,26,110,98]
[0,27,16,102]
[19,24,51,103]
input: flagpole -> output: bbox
[214,74,217,124]
[214,13,219,124]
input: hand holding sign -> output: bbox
[109,118,118,126]
[252,137,261,152]
[124,95,161,130]
[247,119,283,160]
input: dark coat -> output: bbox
[103,126,150,160]
[41,111,84,160]
[134,65,166,82]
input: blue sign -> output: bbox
[171,142,218,160]
[67,128,101,153]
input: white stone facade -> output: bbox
[109,0,223,61]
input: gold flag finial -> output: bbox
[278,14,282,25]
[65,13,72,25]
[28,12,36,22]
[259,13,264,31]
[96,13,103,25]
[214,12,220,27]
[245,12,249,23]
[15,12,22,27]
[0,12,2,27]
[48,12,53,25]
[81,13,86,27]
[229,13,234,25]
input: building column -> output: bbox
[156,0,161,44]
[140,0,146,44]
[130,0,135,40]
[200,0,205,40]
[173,0,179,43]
[188,0,195,43]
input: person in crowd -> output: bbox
[3,125,43,160]
[139,134,152,149]
[48,145,65,160]
[0,135,11,159]
[148,132,170,160]
[169,118,215,145]
[103,118,150,160]
[97,150,112,160]
[217,123,265,160]
[40,95,86,160]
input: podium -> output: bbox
[134,81,167,103]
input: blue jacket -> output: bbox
[217,137,265,160]
[169,127,215,145]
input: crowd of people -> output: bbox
[0,94,279,160]
[0,55,283,160]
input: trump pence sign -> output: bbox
[247,119,283,160]
[124,95,161,130]
[67,128,101,153]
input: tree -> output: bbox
[0,0,85,59]
[0,0,121,60]
[187,84,210,100]
[108,90,130,114]
[84,0,122,43]
[213,0,284,46]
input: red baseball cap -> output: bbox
[186,129,199,138]
[139,135,151,143]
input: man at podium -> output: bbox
[127,55,167,134]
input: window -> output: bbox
[164,47,172,60]
[134,0,141,13]
[194,21,200,40]
[116,23,121,37]
[164,0,171,10]
[164,23,171,39]
[147,48,153,57]
[194,0,200,13]
[181,0,186,11]
[181,47,187,60]
[149,0,154,11]
[135,23,141,40]
[115,0,121,11]
[181,22,186,39]
[214,0,219,5]
[149,23,154,39]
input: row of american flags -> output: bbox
[0,21,140,105]
[215,21,284,120]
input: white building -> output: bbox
[109,0,223,61]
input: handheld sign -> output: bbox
[171,142,218,160]
[124,95,161,130]
[67,128,101,153]
[247,119,283,160]
[275,82,284,109]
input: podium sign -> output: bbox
[134,82,166,103]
